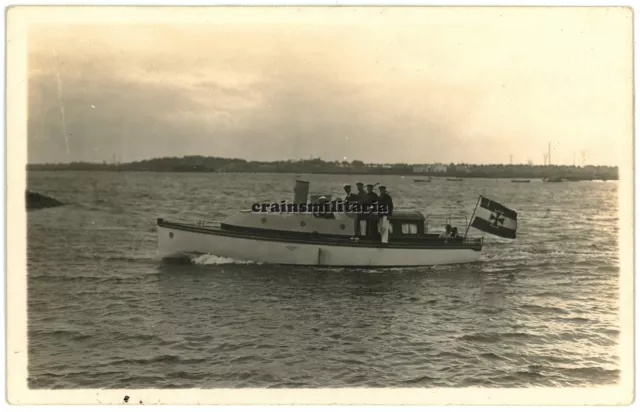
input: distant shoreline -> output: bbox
[26,156,619,181]
[26,168,618,181]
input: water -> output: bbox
[27,171,620,389]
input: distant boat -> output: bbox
[543,177,565,183]
[447,178,463,182]
[511,179,531,183]
[414,179,431,183]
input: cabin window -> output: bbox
[402,223,418,234]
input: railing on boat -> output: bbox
[424,213,469,234]
[462,236,484,245]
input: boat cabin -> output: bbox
[220,179,470,243]
[388,211,426,237]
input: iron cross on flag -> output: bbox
[489,211,505,227]
[468,195,518,239]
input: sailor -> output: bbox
[342,184,359,205]
[364,184,379,206]
[314,196,334,219]
[363,184,380,238]
[352,182,367,238]
[439,224,452,238]
[356,182,367,203]
[377,186,393,244]
[377,186,393,216]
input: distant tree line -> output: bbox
[27,156,619,180]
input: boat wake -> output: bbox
[191,253,260,266]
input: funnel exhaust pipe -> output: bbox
[293,180,309,206]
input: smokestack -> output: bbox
[293,180,310,206]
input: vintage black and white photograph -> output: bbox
[6,4,634,405]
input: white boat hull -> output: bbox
[157,223,482,267]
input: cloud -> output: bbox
[26,9,632,166]
[27,24,466,163]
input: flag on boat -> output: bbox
[469,196,517,239]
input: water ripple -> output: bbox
[27,172,620,389]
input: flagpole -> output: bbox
[464,195,481,239]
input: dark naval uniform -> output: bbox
[363,186,380,237]
[345,192,359,205]
[353,186,368,237]
[378,193,394,217]
[364,191,379,206]
[357,190,368,205]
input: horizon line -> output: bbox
[25,155,618,168]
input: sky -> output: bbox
[27,7,632,166]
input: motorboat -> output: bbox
[543,176,565,183]
[156,180,517,267]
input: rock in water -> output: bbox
[26,191,64,210]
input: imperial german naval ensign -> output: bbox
[469,196,518,239]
